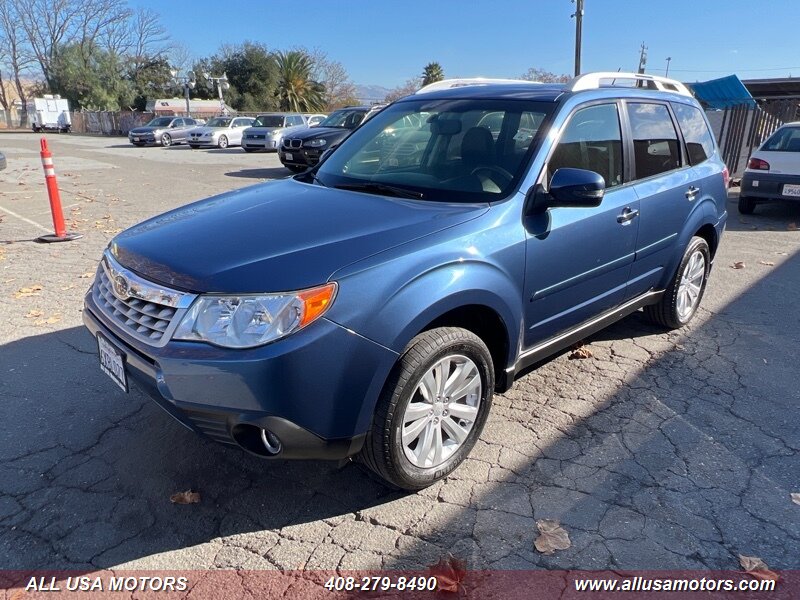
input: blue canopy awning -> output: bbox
[688,75,756,109]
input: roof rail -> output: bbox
[415,78,542,94]
[566,72,693,97]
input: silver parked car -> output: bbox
[187,116,256,149]
[304,113,327,127]
[128,117,202,147]
[241,113,309,153]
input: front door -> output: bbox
[523,102,639,347]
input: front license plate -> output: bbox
[782,184,800,197]
[133,137,139,142]
[97,333,128,392]
[284,152,293,161]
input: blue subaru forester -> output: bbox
[84,73,728,490]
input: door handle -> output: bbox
[685,186,700,200]
[617,207,640,224]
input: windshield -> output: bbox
[319,109,366,129]
[206,118,232,128]
[314,99,553,202]
[761,126,800,152]
[253,115,284,128]
[146,117,173,127]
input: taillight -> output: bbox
[748,157,770,170]
[722,166,730,188]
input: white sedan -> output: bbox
[740,122,800,214]
[187,117,256,149]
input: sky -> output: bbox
[132,0,800,90]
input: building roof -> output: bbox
[687,75,756,109]
[741,77,800,99]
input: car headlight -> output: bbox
[306,138,327,148]
[204,132,212,137]
[173,282,337,348]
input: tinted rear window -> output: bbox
[672,103,716,165]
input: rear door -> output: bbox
[625,101,695,298]
[523,101,640,346]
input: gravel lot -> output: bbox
[0,132,798,572]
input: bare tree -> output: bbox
[308,48,358,109]
[167,43,195,76]
[128,8,169,78]
[520,67,571,83]
[0,0,35,125]
[15,0,130,87]
[384,77,422,103]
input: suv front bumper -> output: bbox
[82,292,398,459]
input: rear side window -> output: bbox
[672,103,715,164]
[761,126,800,152]
[548,103,623,189]
[628,103,681,179]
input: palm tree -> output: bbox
[421,62,445,87]
[274,51,325,112]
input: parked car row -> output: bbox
[128,112,330,152]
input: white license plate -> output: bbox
[133,137,139,142]
[97,333,128,392]
[284,152,293,161]
[782,184,800,197]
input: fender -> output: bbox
[657,197,718,289]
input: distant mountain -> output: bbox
[355,84,392,105]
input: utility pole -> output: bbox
[665,57,672,77]
[572,0,585,76]
[637,42,648,74]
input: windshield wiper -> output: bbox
[334,182,424,199]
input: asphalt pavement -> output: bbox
[0,133,798,572]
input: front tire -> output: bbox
[738,194,756,214]
[357,327,494,490]
[218,135,229,149]
[644,236,710,329]
[161,133,172,147]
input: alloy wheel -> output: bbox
[676,250,706,321]
[401,354,482,469]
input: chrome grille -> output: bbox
[92,252,197,347]
[283,138,302,149]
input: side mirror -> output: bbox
[548,168,605,208]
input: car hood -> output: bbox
[189,126,224,135]
[286,127,351,141]
[245,126,286,134]
[110,179,488,293]
[129,126,161,134]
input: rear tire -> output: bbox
[644,236,710,329]
[357,327,494,490]
[738,195,756,214]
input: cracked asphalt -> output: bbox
[0,133,798,573]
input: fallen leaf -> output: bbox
[569,344,593,360]
[170,490,201,505]
[14,284,43,299]
[775,251,789,256]
[24,310,43,319]
[534,519,571,555]
[79,272,94,278]
[758,261,775,266]
[732,261,746,269]
[60,284,76,291]
[739,555,780,582]
[427,554,466,593]
[791,493,800,506]
[17,181,25,186]
[788,223,798,231]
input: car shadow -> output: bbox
[725,187,800,232]
[224,168,292,180]
[0,325,403,569]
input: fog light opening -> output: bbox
[260,428,282,454]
